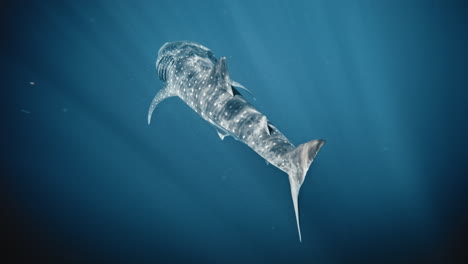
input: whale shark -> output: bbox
[148,41,325,241]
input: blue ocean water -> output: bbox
[3,0,467,263]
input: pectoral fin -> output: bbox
[214,57,254,99]
[230,80,255,100]
[148,87,176,125]
[216,129,230,140]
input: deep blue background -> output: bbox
[2,0,467,263]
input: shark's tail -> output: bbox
[286,139,325,242]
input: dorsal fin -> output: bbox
[259,116,270,135]
[213,57,233,96]
[217,57,229,79]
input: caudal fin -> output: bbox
[287,139,325,242]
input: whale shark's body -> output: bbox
[148,41,325,241]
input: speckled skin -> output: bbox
[148,41,325,241]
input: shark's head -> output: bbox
[156,41,217,82]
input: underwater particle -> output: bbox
[62,108,69,113]
[29,81,35,85]
[20,109,31,114]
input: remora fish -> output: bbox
[148,41,325,241]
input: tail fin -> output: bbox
[287,139,325,242]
